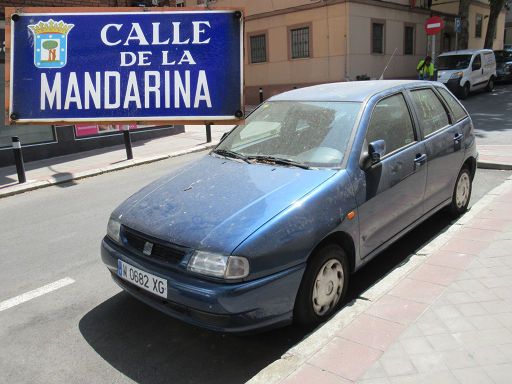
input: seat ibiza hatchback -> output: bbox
[101,80,477,333]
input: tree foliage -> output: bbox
[42,40,58,50]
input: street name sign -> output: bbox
[5,8,244,125]
[424,16,444,36]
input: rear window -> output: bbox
[495,50,512,63]
[410,88,450,136]
[437,87,468,123]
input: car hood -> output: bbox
[116,155,337,253]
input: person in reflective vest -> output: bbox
[417,56,435,80]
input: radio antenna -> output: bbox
[379,48,399,80]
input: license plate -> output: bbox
[117,260,167,299]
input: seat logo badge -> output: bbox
[143,242,154,256]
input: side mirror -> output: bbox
[368,140,386,165]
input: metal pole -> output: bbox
[455,32,458,51]
[206,123,212,143]
[431,34,436,61]
[122,128,133,160]
[11,136,26,184]
[259,87,263,103]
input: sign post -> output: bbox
[424,16,444,61]
[5,7,244,126]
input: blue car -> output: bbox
[101,80,477,333]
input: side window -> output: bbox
[366,93,415,155]
[472,54,481,70]
[410,89,450,136]
[437,87,468,122]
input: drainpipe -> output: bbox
[345,1,350,80]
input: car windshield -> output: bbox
[437,55,472,70]
[214,101,361,168]
[495,50,512,63]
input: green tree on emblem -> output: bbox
[42,40,58,61]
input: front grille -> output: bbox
[122,226,188,265]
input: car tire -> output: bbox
[459,83,470,100]
[293,243,349,327]
[485,77,495,92]
[448,166,472,218]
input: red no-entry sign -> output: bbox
[424,16,444,36]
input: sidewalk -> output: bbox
[0,124,233,198]
[477,145,512,170]
[248,177,512,384]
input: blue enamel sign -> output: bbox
[8,10,243,123]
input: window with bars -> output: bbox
[250,34,267,63]
[290,26,310,59]
[404,26,414,55]
[372,23,384,54]
[475,14,483,38]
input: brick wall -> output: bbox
[0,0,179,8]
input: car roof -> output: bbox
[439,49,493,56]
[268,80,431,103]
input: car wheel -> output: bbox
[486,77,495,92]
[294,243,349,326]
[459,83,470,99]
[449,166,472,217]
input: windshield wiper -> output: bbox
[248,155,311,169]
[212,148,251,163]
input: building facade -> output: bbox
[182,0,506,104]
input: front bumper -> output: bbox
[101,237,305,333]
[442,78,464,95]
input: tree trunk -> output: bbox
[484,0,505,49]
[458,0,471,50]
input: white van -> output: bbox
[436,49,496,99]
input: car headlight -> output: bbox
[107,217,122,243]
[188,251,249,279]
[450,71,464,79]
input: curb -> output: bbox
[247,176,512,384]
[0,142,217,199]
[477,160,512,171]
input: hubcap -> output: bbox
[456,172,470,208]
[312,259,344,316]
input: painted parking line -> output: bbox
[0,277,75,312]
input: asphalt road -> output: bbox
[0,147,510,384]
[461,82,512,145]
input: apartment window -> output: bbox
[475,14,483,38]
[372,22,384,54]
[290,26,310,59]
[404,26,414,55]
[250,34,267,63]
[176,0,185,7]
[372,23,384,53]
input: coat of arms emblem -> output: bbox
[28,19,74,69]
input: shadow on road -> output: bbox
[79,212,453,384]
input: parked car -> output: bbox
[101,80,477,333]
[436,49,496,99]
[495,50,512,82]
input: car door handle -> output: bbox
[454,133,464,142]
[414,154,427,165]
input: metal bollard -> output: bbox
[259,87,263,103]
[11,136,26,183]
[122,128,133,160]
[206,123,212,143]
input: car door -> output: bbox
[470,53,483,89]
[356,92,427,259]
[408,86,466,212]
